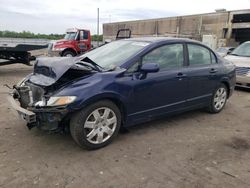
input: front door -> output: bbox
[77,30,89,53]
[125,43,189,123]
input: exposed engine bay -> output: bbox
[10,56,99,131]
[15,69,92,108]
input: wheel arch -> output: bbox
[61,48,77,56]
[104,97,127,125]
[220,80,230,98]
[76,93,128,126]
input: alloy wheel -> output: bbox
[213,87,227,111]
[84,107,117,144]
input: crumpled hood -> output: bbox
[29,56,82,86]
[224,55,250,68]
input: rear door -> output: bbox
[185,43,219,105]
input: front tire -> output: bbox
[208,83,228,113]
[70,100,121,150]
[62,50,76,57]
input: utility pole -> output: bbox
[97,8,100,47]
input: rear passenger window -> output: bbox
[188,44,213,65]
[142,43,184,70]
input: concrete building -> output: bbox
[103,9,250,48]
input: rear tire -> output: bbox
[207,83,228,113]
[70,100,121,150]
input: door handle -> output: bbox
[176,72,187,80]
[209,68,218,73]
[176,72,187,79]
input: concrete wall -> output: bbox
[103,9,250,47]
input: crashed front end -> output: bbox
[8,56,93,131]
[8,84,70,131]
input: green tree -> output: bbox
[0,30,103,41]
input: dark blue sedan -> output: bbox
[9,37,236,149]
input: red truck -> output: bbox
[48,28,91,57]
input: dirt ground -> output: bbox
[0,63,250,188]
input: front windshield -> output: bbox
[64,32,77,40]
[81,40,150,69]
[231,42,250,57]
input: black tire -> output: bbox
[70,100,121,150]
[207,83,228,113]
[62,50,76,57]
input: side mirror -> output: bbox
[140,63,159,73]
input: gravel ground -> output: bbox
[0,63,250,188]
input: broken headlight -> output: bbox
[17,77,27,87]
[46,96,77,106]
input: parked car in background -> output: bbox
[216,47,235,57]
[9,38,236,150]
[225,41,250,89]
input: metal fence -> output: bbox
[0,38,103,48]
[0,37,50,46]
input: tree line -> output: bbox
[0,30,103,41]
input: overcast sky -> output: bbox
[1,0,250,34]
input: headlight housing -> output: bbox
[46,96,76,106]
[17,77,27,86]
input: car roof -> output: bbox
[124,37,200,44]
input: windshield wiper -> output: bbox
[230,53,239,56]
[81,57,104,72]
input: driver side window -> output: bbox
[126,60,141,73]
[127,43,184,73]
[79,31,88,40]
[142,43,184,71]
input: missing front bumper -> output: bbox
[8,94,69,131]
[7,95,36,123]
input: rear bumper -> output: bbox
[8,94,68,130]
[236,75,250,88]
